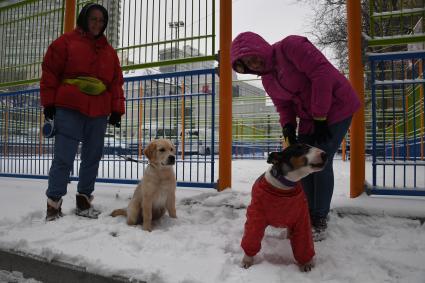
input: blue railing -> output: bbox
[0,69,217,189]
[369,51,425,196]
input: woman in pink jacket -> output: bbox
[231,32,360,240]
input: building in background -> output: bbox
[121,45,279,147]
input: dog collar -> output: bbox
[271,167,296,187]
[275,175,296,187]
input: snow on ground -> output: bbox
[0,159,425,283]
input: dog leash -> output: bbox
[116,154,158,168]
[117,154,144,163]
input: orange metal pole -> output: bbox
[235,120,239,158]
[218,0,232,191]
[347,0,365,198]
[38,113,43,156]
[341,137,346,161]
[138,83,144,158]
[392,130,395,161]
[181,82,185,160]
[405,98,410,160]
[419,60,424,160]
[404,69,410,160]
[64,0,76,33]
[3,107,8,157]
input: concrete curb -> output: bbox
[0,249,145,283]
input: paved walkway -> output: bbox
[0,249,145,283]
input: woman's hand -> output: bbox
[108,112,121,128]
[313,119,332,144]
[282,123,297,145]
[43,106,56,121]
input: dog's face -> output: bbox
[267,144,327,182]
[143,139,176,166]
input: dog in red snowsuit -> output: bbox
[241,144,327,272]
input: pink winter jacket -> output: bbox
[231,32,361,134]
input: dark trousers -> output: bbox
[46,108,107,200]
[298,117,352,219]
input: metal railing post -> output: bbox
[347,0,366,198]
[64,0,76,33]
[218,0,232,191]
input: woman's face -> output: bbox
[88,9,105,37]
[240,55,265,72]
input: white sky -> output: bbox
[232,0,313,44]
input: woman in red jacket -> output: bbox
[40,3,125,221]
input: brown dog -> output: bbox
[111,139,177,231]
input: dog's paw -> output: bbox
[285,228,292,239]
[241,255,254,269]
[299,261,314,272]
[142,224,152,232]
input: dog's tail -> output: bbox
[110,208,127,217]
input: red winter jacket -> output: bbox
[40,28,125,117]
[241,174,315,265]
[231,32,361,134]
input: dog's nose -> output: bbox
[321,152,327,162]
[168,155,175,165]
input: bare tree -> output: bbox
[300,0,370,71]
[302,0,424,70]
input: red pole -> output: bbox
[218,0,232,191]
[347,0,365,198]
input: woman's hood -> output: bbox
[76,3,109,37]
[230,32,274,75]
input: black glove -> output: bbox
[108,112,121,128]
[313,119,332,144]
[282,123,297,145]
[43,106,56,121]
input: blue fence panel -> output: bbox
[369,51,425,196]
[0,69,216,189]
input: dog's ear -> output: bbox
[267,152,279,164]
[290,156,307,170]
[143,142,157,160]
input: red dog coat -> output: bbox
[241,174,315,265]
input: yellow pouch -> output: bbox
[63,76,106,96]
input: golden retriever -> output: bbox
[111,139,177,231]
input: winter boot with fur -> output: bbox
[75,193,101,219]
[46,198,63,221]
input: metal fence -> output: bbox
[369,51,425,196]
[0,0,64,88]
[0,68,217,188]
[368,0,425,46]
[0,0,216,89]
